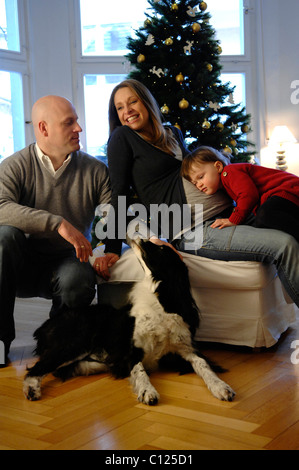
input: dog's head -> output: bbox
[131,238,188,283]
[131,238,199,333]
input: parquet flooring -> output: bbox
[0,297,298,450]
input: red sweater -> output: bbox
[220,163,299,225]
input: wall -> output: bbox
[27,0,74,102]
[258,0,299,174]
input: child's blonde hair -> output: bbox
[181,146,230,181]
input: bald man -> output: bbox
[0,96,111,366]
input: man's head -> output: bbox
[32,95,82,159]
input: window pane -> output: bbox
[221,73,246,109]
[220,73,247,142]
[83,74,126,158]
[208,0,244,55]
[0,0,20,52]
[0,70,25,162]
[80,0,148,56]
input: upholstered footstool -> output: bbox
[93,246,296,348]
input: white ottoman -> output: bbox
[94,246,296,348]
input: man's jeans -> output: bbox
[176,220,299,308]
[0,226,96,347]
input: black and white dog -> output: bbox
[23,239,235,404]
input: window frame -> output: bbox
[0,0,27,60]
[0,0,32,156]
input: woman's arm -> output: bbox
[104,127,135,256]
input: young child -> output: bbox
[181,146,299,241]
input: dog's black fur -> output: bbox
[23,239,235,403]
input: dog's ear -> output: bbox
[156,250,199,334]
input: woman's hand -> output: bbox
[211,218,236,229]
[93,253,120,280]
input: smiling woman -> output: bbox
[108,79,181,157]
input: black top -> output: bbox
[105,125,189,255]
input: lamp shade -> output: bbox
[269,126,297,145]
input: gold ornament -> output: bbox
[241,124,249,133]
[230,139,237,147]
[216,122,224,132]
[217,45,222,54]
[171,2,179,11]
[223,146,232,154]
[137,54,145,63]
[161,104,169,114]
[206,63,213,72]
[164,37,173,46]
[191,22,201,33]
[175,72,184,83]
[202,119,211,129]
[179,98,189,109]
[200,2,208,11]
[144,19,152,27]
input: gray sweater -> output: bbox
[0,144,111,253]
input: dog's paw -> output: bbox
[23,377,42,401]
[210,379,235,402]
[138,386,160,406]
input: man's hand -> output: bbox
[93,253,120,280]
[58,218,92,262]
[210,218,236,230]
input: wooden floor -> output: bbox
[0,297,298,451]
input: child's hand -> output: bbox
[211,218,236,229]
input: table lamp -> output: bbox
[269,125,297,171]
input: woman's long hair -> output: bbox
[108,79,180,155]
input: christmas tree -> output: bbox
[126,0,255,162]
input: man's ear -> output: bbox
[39,121,48,136]
[214,160,224,173]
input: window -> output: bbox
[79,0,148,56]
[0,0,20,52]
[221,73,246,109]
[0,70,25,162]
[83,73,126,158]
[209,0,244,55]
[76,0,253,156]
[79,0,245,57]
[0,0,27,161]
